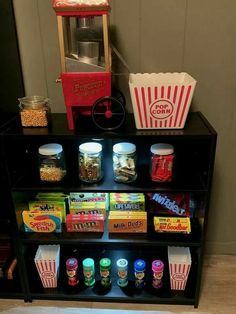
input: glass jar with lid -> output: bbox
[38,143,66,182]
[113,142,137,183]
[18,96,51,127]
[150,143,174,182]
[78,142,103,183]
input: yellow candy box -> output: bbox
[22,211,62,233]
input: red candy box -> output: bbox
[147,193,191,217]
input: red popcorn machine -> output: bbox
[52,0,126,130]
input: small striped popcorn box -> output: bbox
[34,245,60,288]
[129,73,197,129]
[168,246,192,290]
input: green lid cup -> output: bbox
[82,258,95,286]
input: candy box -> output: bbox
[147,193,190,217]
[70,193,109,212]
[110,193,145,211]
[36,192,68,199]
[168,246,192,290]
[66,214,104,232]
[69,202,106,217]
[29,200,66,222]
[22,211,62,233]
[108,211,147,233]
[153,216,191,234]
[34,244,60,288]
[69,192,108,203]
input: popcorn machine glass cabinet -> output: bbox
[60,15,106,73]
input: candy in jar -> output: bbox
[100,257,111,288]
[113,142,137,183]
[152,259,164,289]
[134,259,146,289]
[79,142,103,183]
[18,96,51,127]
[66,257,79,286]
[116,258,128,287]
[150,143,174,182]
[38,143,66,182]
[82,258,95,286]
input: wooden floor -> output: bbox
[0,254,235,313]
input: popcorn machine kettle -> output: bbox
[52,0,126,130]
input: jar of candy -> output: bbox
[82,258,95,286]
[150,143,174,182]
[38,143,66,182]
[18,96,51,127]
[116,258,128,287]
[79,142,103,183]
[113,142,137,183]
[134,259,146,289]
[152,259,164,289]
[100,257,111,288]
[66,257,79,286]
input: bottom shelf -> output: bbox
[30,285,195,305]
[25,246,199,305]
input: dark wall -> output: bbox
[0,0,24,113]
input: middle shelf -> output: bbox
[18,218,202,247]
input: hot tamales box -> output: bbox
[108,211,147,233]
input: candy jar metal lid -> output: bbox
[150,143,174,155]
[113,142,136,155]
[38,143,63,156]
[79,142,102,154]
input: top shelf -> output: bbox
[4,112,216,140]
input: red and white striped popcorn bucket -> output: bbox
[168,246,192,290]
[34,245,60,288]
[129,73,197,129]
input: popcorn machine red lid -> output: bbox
[52,0,110,15]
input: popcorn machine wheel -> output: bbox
[53,0,126,131]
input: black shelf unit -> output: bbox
[2,111,217,307]
[0,113,24,299]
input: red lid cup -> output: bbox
[152,260,164,272]
[66,258,78,270]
